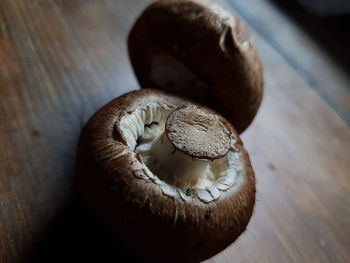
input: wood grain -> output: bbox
[0,0,349,262]
[224,0,350,125]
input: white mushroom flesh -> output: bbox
[119,103,244,202]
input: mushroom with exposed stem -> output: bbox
[76,90,256,262]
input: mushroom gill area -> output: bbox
[150,51,209,106]
[119,103,240,191]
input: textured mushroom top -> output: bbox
[128,0,264,133]
[166,105,231,160]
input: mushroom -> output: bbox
[76,89,255,262]
[128,0,264,133]
[77,0,263,261]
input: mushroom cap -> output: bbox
[128,0,264,133]
[75,89,256,262]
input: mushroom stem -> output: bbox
[146,105,232,189]
[148,132,211,188]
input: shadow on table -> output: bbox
[29,194,142,263]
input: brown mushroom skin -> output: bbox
[128,0,264,133]
[75,89,255,262]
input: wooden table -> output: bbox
[1,0,349,262]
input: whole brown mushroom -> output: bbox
[76,89,255,262]
[128,0,263,133]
